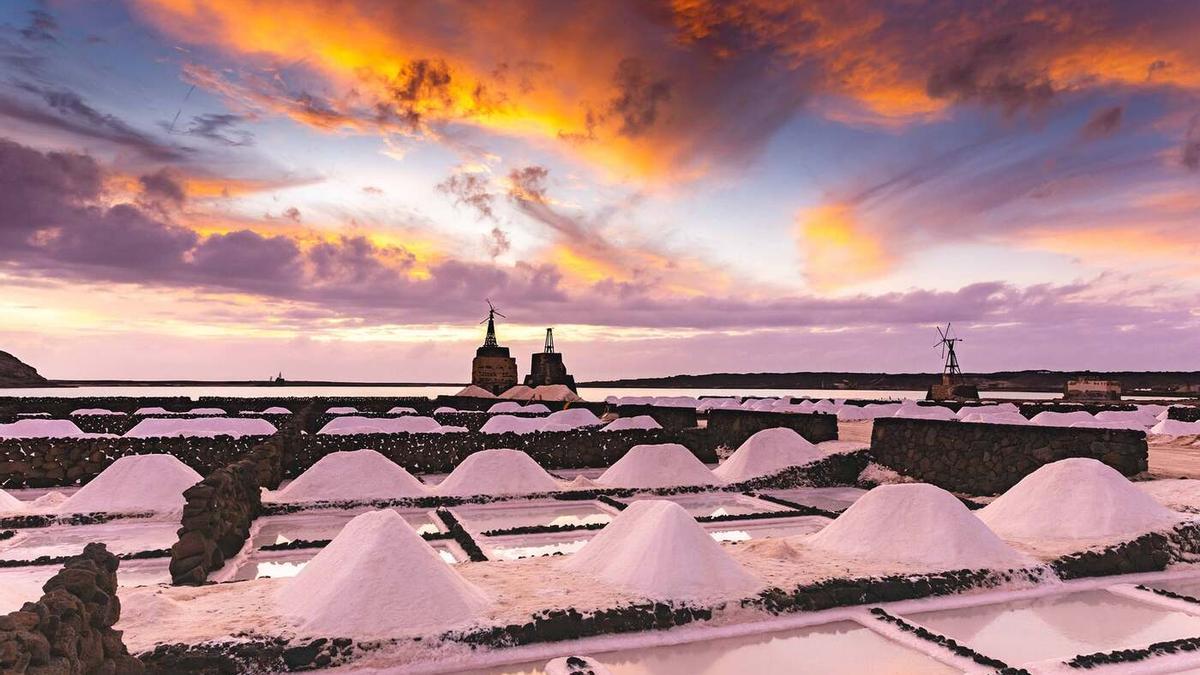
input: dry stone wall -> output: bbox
[0,543,143,674]
[870,417,1147,495]
[706,409,838,447]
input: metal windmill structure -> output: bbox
[543,328,556,353]
[935,323,964,385]
[480,299,506,348]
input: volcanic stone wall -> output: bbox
[1169,406,1200,422]
[0,436,267,489]
[169,440,284,585]
[706,409,838,447]
[614,404,698,431]
[870,417,1147,495]
[1017,402,1138,417]
[0,543,143,674]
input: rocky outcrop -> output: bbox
[0,351,46,387]
[0,543,143,674]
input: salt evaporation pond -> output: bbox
[249,509,441,549]
[761,487,867,512]
[705,516,830,542]
[0,520,179,561]
[451,501,616,533]
[228,541,468,581]
[490,620,958,674]
[1147,574,1200,599]
[906,589,1200,665]
[630,493,788,518]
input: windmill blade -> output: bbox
[936,326,946,341]
[494,310,507,318]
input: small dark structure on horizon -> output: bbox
[471,300,518,395]
[926,323,979,401]
[524,327,577,392]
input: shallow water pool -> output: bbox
[250,508,440,548]
[453,501,617,534]
[230,540,466,580]
[630,493,788,519]
[760,487,867,512]
[0,520,180,560]
[906,589,1200,665]
[1147,576,1200,600]
[705,516,832,542]
[480,620,958,674]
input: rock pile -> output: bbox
[0,543,142,674]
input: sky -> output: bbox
[0,0,1197,382]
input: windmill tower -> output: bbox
[926,323,978,401]
[470,299,517,394]
[935,323,963,386]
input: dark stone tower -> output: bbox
[471,303,517,394]
[524,328,577,391]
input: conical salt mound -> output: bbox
[276,510,489,636]
[978,458,1179,542]
[713,428,822,482]
[806,483,1029,570]
[437,449,559,496]
[58,454,201,514]
[0,488,25,514]
[276,450,426,502]
[565,500,761,601]
[597,444,720,489]
[455,384,498,398]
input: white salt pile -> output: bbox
[124,417,277,438]
[58,455,201,514]
[542,408,602,430]
[565,500,761,601]
[275,450,427,502]
[317,416,462,435]
[1029,410,1096,427]
[500,385,536,400]
[0,488,25,514]
[187,408,225,415]
[713,428,822,482]
[479,415,544,435]
[978,458,1179,543]
[456,384,498,398]
[597,444,720,489]
[387,406,418,415]
[134,407,174,415]
[960,411,1031,425]
[1151,420,1200,437]
[261,406,291,414]
[326,406,358,415]
[1095,410,1157,428]
[276,510,489,636]
[70,408,122,416]
[806,483,1029,570]
[488,401,528,413]
[0,419,88,439]
[437,449,560,496]
[531,384,584,402]
[893,404,957,421]
[601,416,661,432]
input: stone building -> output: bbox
[471,307,517,395]
[524,328,577,391]
[1064,378,1122,401]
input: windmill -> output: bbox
[480,299,505,348]
[543,328,555,353]
[934,323,963,385]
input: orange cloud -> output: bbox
[797,204,894,291]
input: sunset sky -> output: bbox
[1,0,1198,382]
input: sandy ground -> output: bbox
[1148,436,1200,478]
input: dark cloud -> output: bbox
[282,207,301,222]
[485,226,511,258]
[607,58,672,137]
[506,166,549,202]
[926,33,1055,113]
[189,230,301,285]
[1184,114,1200,171]
[0,84,189,160]
[437,171,495,219]
[376,58,455,131]
[182,113,254,146]
[139,169,186,206]
[20,9,57,43]
[362,185,384,195]
[1081,105,1123,140]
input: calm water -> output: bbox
[0,384,1081,401]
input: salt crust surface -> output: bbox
[979,458,1181,543]
[273,450,427,503]
[57,454,201,514]
[0,419,88,438]
[597,444,720,489]
[565,500,762,601]
[1153,420,1200,437]
[437,449,560,496]
[713,428,822,482]
[806,483,1030,570]
[123,417,277,438]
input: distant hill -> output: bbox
[582,370,1200,396]
[0,351,47,387]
